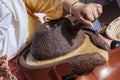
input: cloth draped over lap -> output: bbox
[23,0,65,46]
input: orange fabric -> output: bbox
[23,0,64,47]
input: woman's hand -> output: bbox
[0,56,9,77]
[70,2,103,27]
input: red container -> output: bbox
[76,47,120,80]
[19,47,120,80]
[18,47,73,80]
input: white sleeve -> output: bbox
[0,28,8,57]
[0,1,11,57]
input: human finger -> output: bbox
[92,8,99,20]
[96,4,103,16]
[78,16,94,28]
[81,4,95,22]
[83,11,95,22]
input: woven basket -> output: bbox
[106,17,120,41]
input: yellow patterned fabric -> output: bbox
[23,0,63,46]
